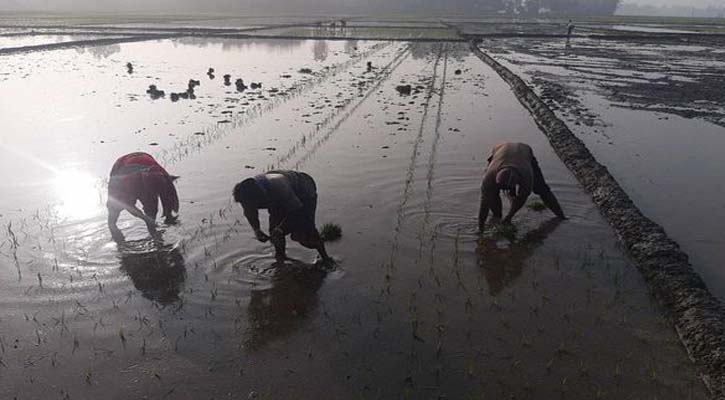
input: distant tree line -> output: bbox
[509,0,622,16]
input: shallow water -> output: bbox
[481,37,725,299]
[0,37,707,399]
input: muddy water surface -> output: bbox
[479,36,725,299]
[0,38,708,399]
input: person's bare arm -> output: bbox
[478,192,489,232]
[479,187,503,230]
[503,190,528,224]
[244,207,269,242]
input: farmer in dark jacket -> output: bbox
[478,142,565,231]
[233,170,331,263]
[107,152,179,240]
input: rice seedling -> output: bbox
[527,200,546,212]
[320,223,343,242]
[119,328,126,349]
[495,223,518,242]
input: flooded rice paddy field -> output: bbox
[246,26,460,40]
[477,35,725,300]
[0,28,711,399]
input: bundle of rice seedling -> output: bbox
[495,223,518,242]
[527,200,546,212]
[320,223,343,242]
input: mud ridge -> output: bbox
[226,33,465,43]
[0,35,174,55]
[465,32,725,41]
[470,41,725,399]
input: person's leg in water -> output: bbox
[290,193,332,263]
[108,206,124,241]
[531,157,565,219]
[269,212,288,261]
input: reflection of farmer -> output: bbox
[245,261,326,350]
[477,218,561,295]
[233,170,331,263]
[567,19,575,37]
[107,152,179,241]
[478,143,565,231]
[118,239,186,305]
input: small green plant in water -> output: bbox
[496,223,518,242]
[527,200,546,212]
[320,223,342,242]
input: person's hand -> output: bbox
[255,230,270,243]
[164,214,179,225]
[489,216,502,226]
[501,216,513,225]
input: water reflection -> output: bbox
[245,260,327,350]
[173,37,305,53]
[313,40,329,62]
[74,44,121,59]
[53,170,103,220]
[344,40,359,55]
[118,237,186,306]
[477,218,562,296]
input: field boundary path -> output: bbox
[469,41,725,399]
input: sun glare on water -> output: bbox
[53,171,103,220]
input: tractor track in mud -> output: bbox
[275,44,412,170]
[417,46,449,259]
[470,40,725,399]
[384,43,445,278]
[155,42,393,168]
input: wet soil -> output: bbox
[0,29,711,399]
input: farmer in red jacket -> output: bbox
[107,152,179,240]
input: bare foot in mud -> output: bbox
[275,252,289,263]
[316,256,336,270]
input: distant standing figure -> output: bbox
[107,152,179,240]
[233,170,331,263]
[567,19,575,37]
[478,143,565,231]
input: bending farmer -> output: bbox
[478,142,565,231]
[233,170,331,263]
[107,152,179,240]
